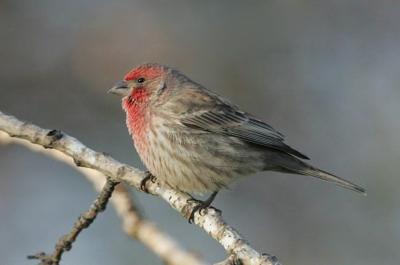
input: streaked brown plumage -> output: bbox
[109,63,365,221]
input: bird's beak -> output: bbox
[108,80,130,96]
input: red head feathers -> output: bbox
[124,63,167,82]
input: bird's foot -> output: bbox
[187,192,220,223]
[140,171,157,193]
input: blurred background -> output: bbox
[0,1,399,264]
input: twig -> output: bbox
[27,178,118,265]
[0,132,208,265]
[0,110,280,265]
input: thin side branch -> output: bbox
[28,178,118,265]
[0,132,208,265]
[0,110,280,265]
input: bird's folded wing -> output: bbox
[180,106,309,160]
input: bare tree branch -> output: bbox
[27,178,118,265]
[0,110,280,265]
[0,131,208,265]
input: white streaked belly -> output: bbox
[133,119,265,194]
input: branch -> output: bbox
[0,110,280,265]
[28,178,118,265]
[1,132,207,265]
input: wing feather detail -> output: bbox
[181,106,309,160]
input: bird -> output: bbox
[108,63,366,223]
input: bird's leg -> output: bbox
[140,171,157,193]
[187,191,220,223]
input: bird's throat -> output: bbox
[122,95,150,154]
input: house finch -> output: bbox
[109,63,365,222]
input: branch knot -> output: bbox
[44,130,63,148]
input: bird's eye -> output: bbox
[137,77,145,83]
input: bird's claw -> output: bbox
[187,198,221,224]
[140,171,156,193]
[186,197,201,204]
[188,203,207,224]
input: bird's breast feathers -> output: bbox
[132,116,265,193]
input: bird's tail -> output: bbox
[296,166,366,194]
[275,154,366,194]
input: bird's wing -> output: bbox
[180,95,309,160]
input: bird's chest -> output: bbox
[130,117,190,179]
[124,100,152,157]
[126,110,167,169]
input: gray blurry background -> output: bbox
[0,1,399,265]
